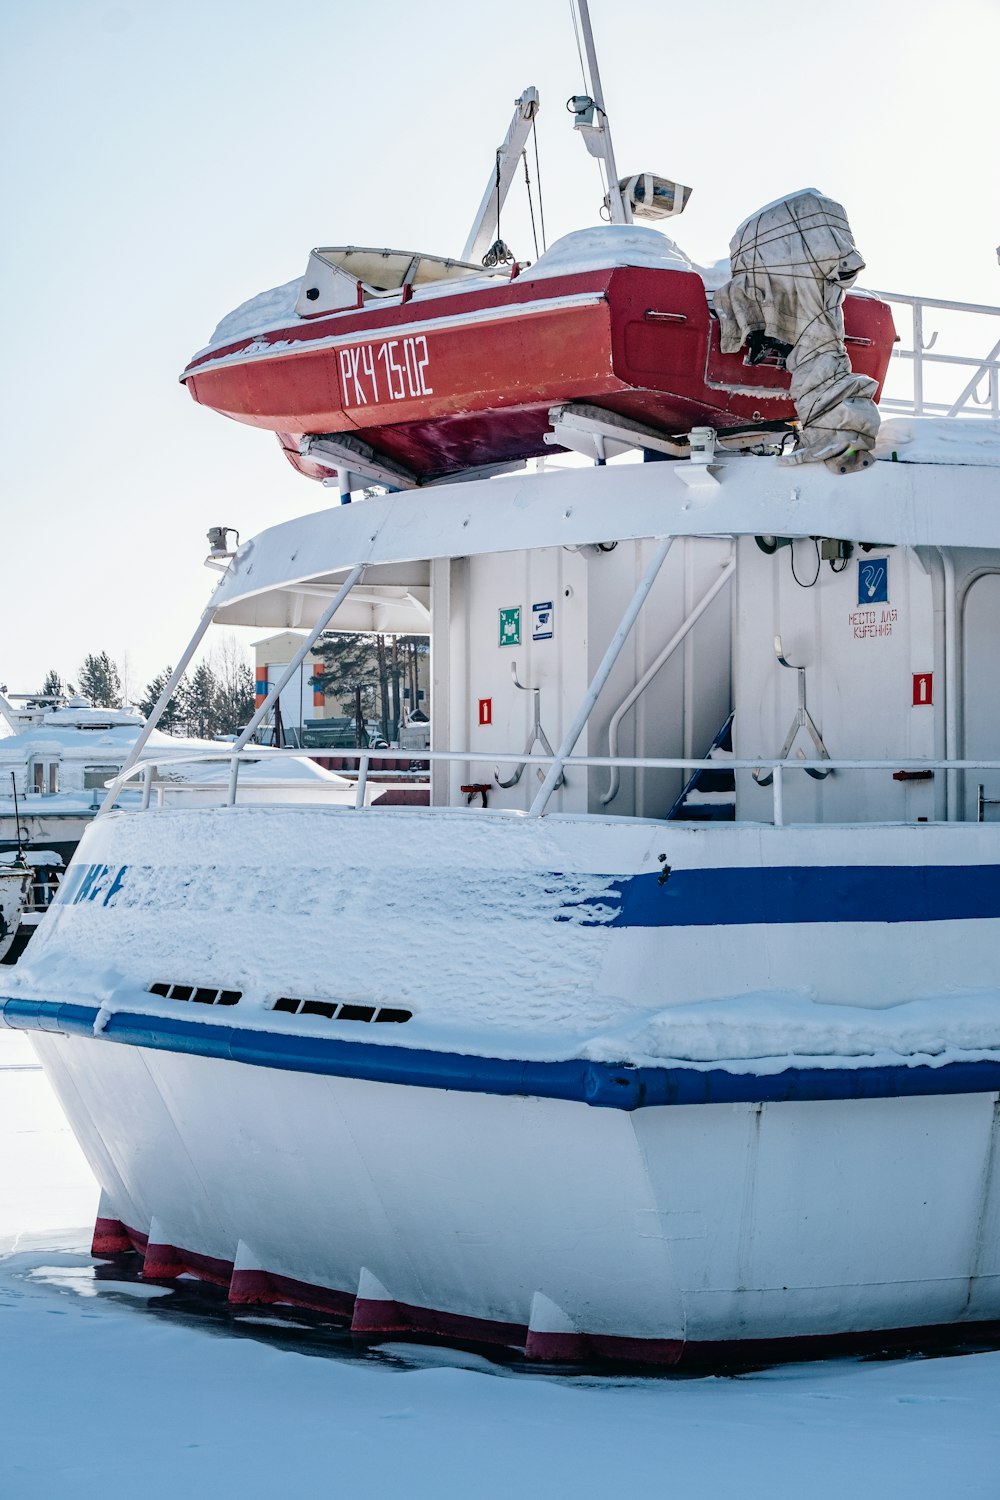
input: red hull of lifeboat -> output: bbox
[181,265,896,483]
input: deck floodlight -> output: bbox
[620,173,692,221]
[206,526,240,559]
[567,94,596,128]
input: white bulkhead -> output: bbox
[434,534,733,817]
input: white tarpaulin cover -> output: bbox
[715,190,879,467]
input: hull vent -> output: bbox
[148,982,242,1006]
[273,996,411,1024]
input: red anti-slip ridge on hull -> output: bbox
[93,1215,1000,1371]
[181,266,895,483]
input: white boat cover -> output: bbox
[714,191,879,467]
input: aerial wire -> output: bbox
[569,0,588,91]
[532,117,547,252]
[523,150,540,259]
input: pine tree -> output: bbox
[183,663,220,739]
[398,634,430,720]
[211,636,255,736]
[312,631,429,737]
[312,633,381,717]
[26,669,65,709]
[138,668,186,731]
[77,652,123,708]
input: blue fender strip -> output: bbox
[4,996,1000,1111]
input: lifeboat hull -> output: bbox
[181,266,895,482]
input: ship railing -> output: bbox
[103,749,1000,827]
[868,289,1000,419]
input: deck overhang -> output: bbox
[209,455,1000,628]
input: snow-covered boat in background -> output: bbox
[0,692,354,961]
[8,3,1000,1367]
[0,855,32,963]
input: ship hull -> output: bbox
[7,807,1000,1366]
[22,1028,1000,1365]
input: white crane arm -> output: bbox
[462,87,540,265]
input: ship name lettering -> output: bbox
[341,336,432,408]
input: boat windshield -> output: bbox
[311,246,503,295]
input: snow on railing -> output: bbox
[870,289,1000,419]
[102,747,1000,827]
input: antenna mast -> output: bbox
[570,0,631,225]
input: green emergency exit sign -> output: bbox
[499,606,521,647]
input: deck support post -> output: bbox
[232,563,367,755]
[98,602,218,816]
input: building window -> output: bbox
[83,766,119,791]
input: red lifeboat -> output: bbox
[180,228,896,485]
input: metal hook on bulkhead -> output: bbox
[752,634,832,786]
[971,375,995,407]
[494,661,566,790]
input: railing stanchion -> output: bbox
[227,755,240,807]
[912,303,924,414]
[141,764,153,810]
[355,754,371,810]
[772,764,784,826]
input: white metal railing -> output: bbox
[102,748,1000,828]
[870,289,1000,419]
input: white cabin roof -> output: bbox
[208,442,1000,630]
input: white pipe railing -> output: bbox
[870,289,1000,419]
[99,746,1000,828]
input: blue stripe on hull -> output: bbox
[577,864,1000,928]
[6,996,1000,1111]
[63,859,1000,929]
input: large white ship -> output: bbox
[5,5,1000,1367]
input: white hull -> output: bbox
[29,1029,1000,1361]
[9,805,1000,1363]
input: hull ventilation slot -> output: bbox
[273,997,411,1024]
[148,982,242,1006]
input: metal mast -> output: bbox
[571,0,631,225]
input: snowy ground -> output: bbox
[2,1028,1000,1499]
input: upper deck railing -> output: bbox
[870,289,1000,419]
[103,747,1000,829]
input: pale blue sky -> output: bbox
[2,0,997,698]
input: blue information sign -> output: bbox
[858,557,889,605]
[532,601,554,641]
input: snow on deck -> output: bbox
[7,806,1000,1072]
[875,417,1000,466]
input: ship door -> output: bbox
[962,573,1000,821]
